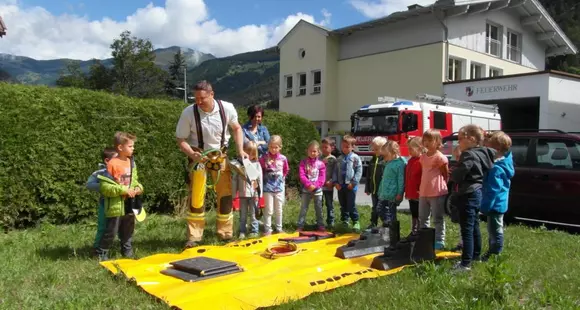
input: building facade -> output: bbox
[277,0,577,134]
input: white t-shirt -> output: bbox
[175,99,238,151]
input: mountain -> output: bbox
[0,46,215,85]
[186,47,280,107]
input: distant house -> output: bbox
[0,16,6,37]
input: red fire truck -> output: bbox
[350,93,501,167]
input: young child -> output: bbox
[321,138,337,227]
[419,129,449,250]
[332,135,363,231]
[404,137,423,235]
[364,136,387,229]
[451,125,496,271]
[232,141,263,239]
[260,135,289,235]
[297,141,326,231]
[96,132,144,260]
[86,146,117,254]
[481,131,514,261]
[377,141,406,227]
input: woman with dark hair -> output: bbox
[243,105,271,156]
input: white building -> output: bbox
[277,0,579,134]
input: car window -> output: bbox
[511,138,530,166]
[535,138,580,170]
[442,137,459,159]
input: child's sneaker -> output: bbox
[452,261,471,272]
[352,222,361,232]
[238,233,246,240]
[247,232,259,239]
[434,241,445,250]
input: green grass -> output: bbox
[1,200,579,309]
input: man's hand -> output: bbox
[190,151,203,163]
[335,184,341,190]
[324,181,333,189]
[347,183,354,190]
[238,150,249,160]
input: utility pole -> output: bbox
[183,63,187,104]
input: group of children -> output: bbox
[87,126,514,271]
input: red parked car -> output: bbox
[442,130,580,227]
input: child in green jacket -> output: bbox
[377,141,406,226]
[96,132,144,261]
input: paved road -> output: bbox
[332,183,410,211]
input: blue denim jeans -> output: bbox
[239,197,259,234]
[297,193,324,228]
[377,199,397,226]
[338,187,359,223]
[458,188,482,267]
[323,190,335,226]
[487,212,504,254]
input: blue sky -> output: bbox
[1,0,431,59]
[19,0,369,29]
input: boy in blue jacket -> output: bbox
[86,146,117,254]
[481,131,515,261]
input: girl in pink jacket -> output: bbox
[297,141,327,231]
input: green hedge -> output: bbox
[0,83,319,229]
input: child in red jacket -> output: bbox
[405,137,423,235]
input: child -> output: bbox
[450,145,463,252]
[419,129,449,250]
[404,137,422,235]
[364,136,387,229]
[332,135,363,231]
[86,146,117,253]
[232,141,263,239]
[321,138,337,227]
[260,135,289,235]
[481,131,514,261]
[297,141,326,231]
[96,132,144,261]
[451,125,496,271]
[377,141,406,227]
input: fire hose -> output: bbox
[262,242,300,259]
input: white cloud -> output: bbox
[0,0,331,60]
[350,0,435,19]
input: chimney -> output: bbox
[407,4,423,10]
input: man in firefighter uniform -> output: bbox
[176,80,248,248]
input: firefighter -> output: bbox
[176,80,248,248]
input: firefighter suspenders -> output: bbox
[193,99,227,151]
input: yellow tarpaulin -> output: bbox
[100,233,460,310]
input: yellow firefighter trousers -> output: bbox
[186,162,233,242]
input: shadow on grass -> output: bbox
[36,245,97,261]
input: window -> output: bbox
[312,70,321,94]
[298,48,306,59]
[297,73,306,96]
[486,23,501,57]
[433,111,447,130]
[489,67,503,77]
[448,58,463,81]
[511,138,531,166]
[284,75,292,97]
[535,139,580,170]
[470,63,483,79]
[507,31,521,63]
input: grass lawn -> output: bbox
[1,200,579,309]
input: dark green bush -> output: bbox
[0,83,319,229]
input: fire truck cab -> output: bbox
[350,93,502,167]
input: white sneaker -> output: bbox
[452,261,471,272]
[238,233,246,240]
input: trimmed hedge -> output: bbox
[0,83,319,229]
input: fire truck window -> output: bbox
[433,111,446,130]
